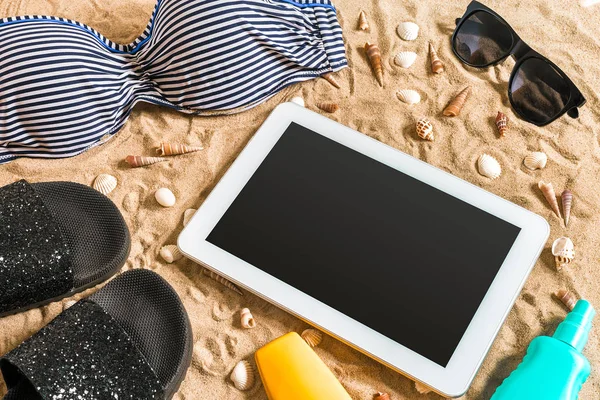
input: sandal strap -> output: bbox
[0,180,74,314]
[1,300,165,399]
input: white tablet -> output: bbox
[178,102,549,397]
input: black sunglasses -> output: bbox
[451,1,586,126]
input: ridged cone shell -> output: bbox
[203,268,243,295]
[495,112,509,137]
[443,86,471,117]
[365,42,383,87]
[317,102,340,113]
[414,381,432,394]
[374,393,391,400]
[183,208,197,227]
[160,245,183,263]
[240,308,256,328]
[358,10,369,31]
[394,51,417,69]
[429,42,444,74]
[321,72,341,89]
[230,360,254,391]
[396,22,419,41]
[301,328,323,347]
[156,142,204,156]
[477,154,502,179]
[93,174,117,195]
[538,181,561,218]
[551,237,575,270]
[561,190,573,226]
[555,289,577,311]
[523,152,548,170]
[416,118,434,141]
[396,89,421,105]
[126,155,167,168]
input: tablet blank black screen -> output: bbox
[207,122,521,366]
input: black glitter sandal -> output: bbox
[0,269,193,400]
[0,180,130,318]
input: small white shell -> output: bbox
[183,208,197,227]
[397,22,419,41]
[93,174,117,195]
[394,51,417,68]
[301,328,323,347]
[552,237,575,270]
[396,89,421,105]
[523,152,548,170]
[230,360,254,391]
[155,188,176,207]
[160,245,183,263]
[240,308,256,329]
[477,154,502,179]
[290,97,305,107]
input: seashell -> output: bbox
[240,307,256,329]
[202,268,244,295]
[555,289,577,311]
[374,392,391,400]
[538,181,561,218]
[156,142,204,156]
[321,72,341,89]
[429,42,444,74]
[477,154,502,179]
[396,89,421,105]
[317,102,340,113]
[290,96,305,107]
[125,155,167,168]
[495,112,509,137]
[358,10,369,31]
[365,42,383,87]
[301,328,323,347]
[183,208,197,227]
[523,152,548,170]
[394,51,417,69]
[561,190,573,226]
[414,381,431,394]
[160,245,183,263]
[552,237,575,270]
[93,174,117,195]
[230,360,254,391]
[416,117,434,141]
[443,86,471,117]
[397,22,419,41]
[155,187,176,207]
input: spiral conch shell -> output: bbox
[160,245,183,263]
[396,89,421,105]
[429,42,444,74]
[93,174,117,195]
[397,22,419,41]
[321,72,341,89]
[477,154,502,179]
[416,118,434,141]
[202,268,243,295]
[374,392,391,400]
[552,237,575,270]
[125,155,167,168]
[394,51,417,69]
[495,112,509,137]
[365,42,383,87]
[561,189,573,226]
[301,329,323,347]
[443,86,471,117]
[240,308,256,329]
[156,142,203,156]
[317,102,340,113]
[358,10,369,31]
[555,289,577,311]
[523,152,548,170]
[230,360,254,391]
[538,181,561,218]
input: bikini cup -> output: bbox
[0,0,347,164]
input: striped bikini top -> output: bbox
[0,0,346,164]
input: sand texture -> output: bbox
[1,0,600,398]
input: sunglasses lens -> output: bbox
[510,58,570,125]
[454,11,513,66]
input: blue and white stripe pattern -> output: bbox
[0,0,347,164]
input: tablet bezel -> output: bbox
[178,102,549,397]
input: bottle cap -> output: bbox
[553,299,595,352]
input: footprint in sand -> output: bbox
[188,286,207,303]
[193,334,239,376]
[212,301,236,321]
[122,191,140,213]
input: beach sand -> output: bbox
[1,0,600,398]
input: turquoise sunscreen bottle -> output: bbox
[491,300,595,400]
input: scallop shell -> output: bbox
[358,10,369,30]
[317,102,340,113]
[374,392,391,400]
[429,42,444,74]
[538,181,561,218]
[155,188,176,207]
[290,96,305,107]
[93,174,117,195]
[561,189,573,226]
[396,89,421,105]
[230,360,254,391]
[397,22,419,41]
[416,118,434,141]
[159,245,183,263]
[365,42,383,87]
[443,86,471,117]
[414,381,431,394]
[552,237,575,270]
[321,72,341,89]
[301,328,323,347]
[523,152,548,170]
[495,112,509,137]
[394,51,417,69]
[555,289,577,311]
[240,308,256,329]
[477,154,502,179]
[202,268,244,295]
[183,208,197,227]
[156,142,204,156]
[126,155,167,168]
